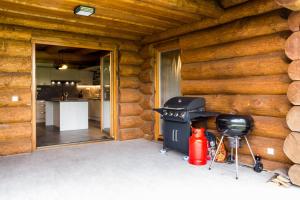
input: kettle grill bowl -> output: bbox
[216,114,254,137]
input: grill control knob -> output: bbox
[169,112,174,116]
[180,112,186,119]
[174,112,179,117]
[163,110,168,116]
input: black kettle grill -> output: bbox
[209,114,260,179]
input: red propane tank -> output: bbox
[189,127,208,166]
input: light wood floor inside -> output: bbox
[36,120,112,147]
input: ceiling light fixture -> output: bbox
[58,64,68,70]
[74,5,95,16]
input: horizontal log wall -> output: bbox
[138,45,155,140]
[140,4,294,170]
[180,9,292,170]
[0,23,142,155]
[0,28,32,155]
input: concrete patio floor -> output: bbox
[0,139,299,200]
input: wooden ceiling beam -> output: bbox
[219,0,249,8]
[140,0,224,18]
[0,12,141,41]
[70,0,203,24]
[0,1,163,35]
[0,0,179,30]
[142,0,281,44]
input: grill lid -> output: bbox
[163,96,205,111]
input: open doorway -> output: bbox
[35,44,113,147]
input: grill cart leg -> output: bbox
[235,137,239,180]
[244,136,256,164]
[209,135,224,170]
[160,148,168,154]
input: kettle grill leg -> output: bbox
[209,135,224,170]
[244,136,256,165]
[235,137,239,180]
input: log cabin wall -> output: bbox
[140,2,294,170]
[0,24,142,155]
[119,50,145,140]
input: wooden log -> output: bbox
[153,39,180,52]
[180,11,289,50]
[287,81,300,104]
[0,25,31,41]
[119,89,142,103]
[238,135,290,163]
[202,94,291,118]
[283,132,300,163]
[0,122,31,141]
[141,121,154,135]
[0,73,31,88]
[0,106,31,123]
[182,32,289,63]
[144,134,154,140]
[119,116,144,129]
[141,59,154,70]
[288,164,300,186]
[0,12,140,41]
[288,11,300,31]
[119,128,144,140]
[286,106,300,131]
[140,95,154,109]
[141,110,154,121]
[140,83,153,95]
[120,51,144,65]
[207,115,290,139]
[285,31,300,60]
[182,75,290,95]
[276,0,300,11]
[181,51,288,80]
[120,77,140,89]
[140,45,155,59]
[219,0,249,8]
[0,138,32,156]
[288,60,300,80]
[239,153,291,171]
[0,88,31,107]
[252,116,290,139]
[143,0,281,44]
[142,0,224,18]
[0,39,31,57]
[139,68,153,83]
[119,103,143,116]
[0,57,31,73]
[119,65,141,77]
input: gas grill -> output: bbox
[154,96,218,155]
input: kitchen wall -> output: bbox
[36,68,93,85]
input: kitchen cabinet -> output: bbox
[88,99,100,121]
[36,100,46,123]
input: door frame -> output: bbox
[31,38,119,150]
[153,41,180,141]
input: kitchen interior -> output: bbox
[35,44,112,147]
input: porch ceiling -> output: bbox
[0,0,225,41]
